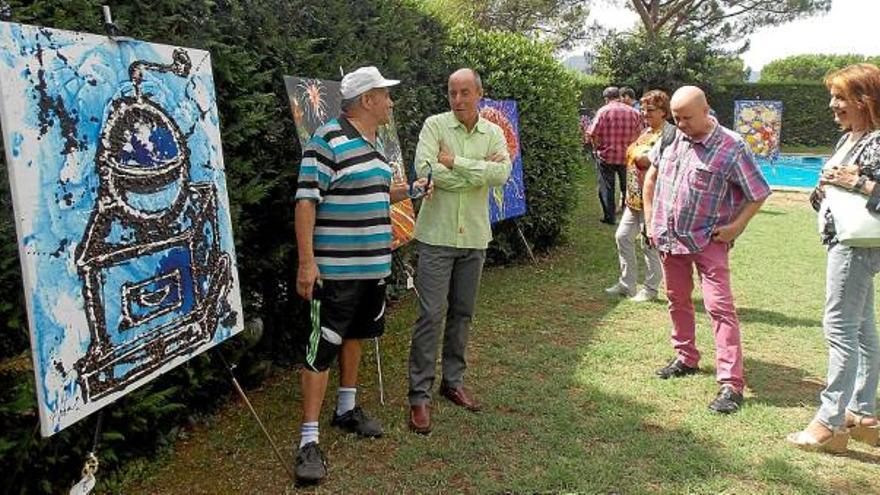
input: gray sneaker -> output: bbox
[331,406,383,437]
[294,441,327,483]
[604,282,634,297]
[708,385,744,414]
[631,288,658,302]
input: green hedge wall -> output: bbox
[580,82,839,149]
[0,2,584,492]
[710,83,838,148]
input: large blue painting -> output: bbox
[478,99,527,223]
[0,22,243,436]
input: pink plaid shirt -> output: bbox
[587,101,643,165]
[649,122,771,255]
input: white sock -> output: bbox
[299,421,319,447]
[336,387,357,416]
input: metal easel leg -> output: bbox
[373,337,385,405]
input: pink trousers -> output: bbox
[660,241,744,392]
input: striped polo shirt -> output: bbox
[296,116,392,280]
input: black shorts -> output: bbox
[301,279,386,372]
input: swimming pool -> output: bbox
[758,155,826,190]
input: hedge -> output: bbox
[580,82,839,149]
[710,83,838,149]
[0,1,584,492]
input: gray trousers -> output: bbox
[615,207,662,293]
[408,242,486,405]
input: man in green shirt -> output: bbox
[407,68,512,434]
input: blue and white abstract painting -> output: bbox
[0,22,243,436]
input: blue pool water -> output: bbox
[758,155,826,189]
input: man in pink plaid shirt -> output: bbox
[643,86,770,415]
[587,86,643,224]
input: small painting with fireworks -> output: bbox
[478,98,527,223]
[283,76,415,249]
[734,100,783,161]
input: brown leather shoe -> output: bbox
[439,383,481,412]
[409,404,431,435]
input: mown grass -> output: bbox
[121,169,880,494]
[780,144,833,156]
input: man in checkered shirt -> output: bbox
[586,86,644,224]
[643,86,770,415]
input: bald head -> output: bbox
[671,86,708,110]
[448,68,483,129]
[670,86,713,140]
[449,68,482,91]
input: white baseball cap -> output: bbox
[340,66,400,99]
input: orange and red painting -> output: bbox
[477,99,527,223]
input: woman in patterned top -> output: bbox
[789,63,880,454]
[605,90,674,302]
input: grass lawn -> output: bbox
[780,144,834,156]
[120,169,880,494]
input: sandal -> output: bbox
[786,427,849,454]
[846,411,880,447]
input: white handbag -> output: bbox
[825,185,880,247]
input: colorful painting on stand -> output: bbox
[734,100,783,160]
[478,98,527,223]
[283,76,415,249]
[0,22,244,436]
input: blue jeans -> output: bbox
[816,243,880,428]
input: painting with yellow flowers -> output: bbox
[734,100,783,161]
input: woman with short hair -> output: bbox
[605,90,674,302]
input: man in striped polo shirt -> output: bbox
[293,66,430,483]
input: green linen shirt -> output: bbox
[414,111,513,249]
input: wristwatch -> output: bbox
[855,175,868,193]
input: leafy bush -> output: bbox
[761,54,880,83]
[593,31,728,94]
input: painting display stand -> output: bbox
[514,220,538,265]
[213,349,296,484]
[68,412,103,495]
[373,338,386,405]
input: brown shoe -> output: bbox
[409,404,431,435]
[439,383,481,412]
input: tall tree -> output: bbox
[424,0,592,50]
[624,0,831,46]
[761,54,880,83]
[593,30,744,92]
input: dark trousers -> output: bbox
[597,159,626,223]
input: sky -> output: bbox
[571,0,880,70]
